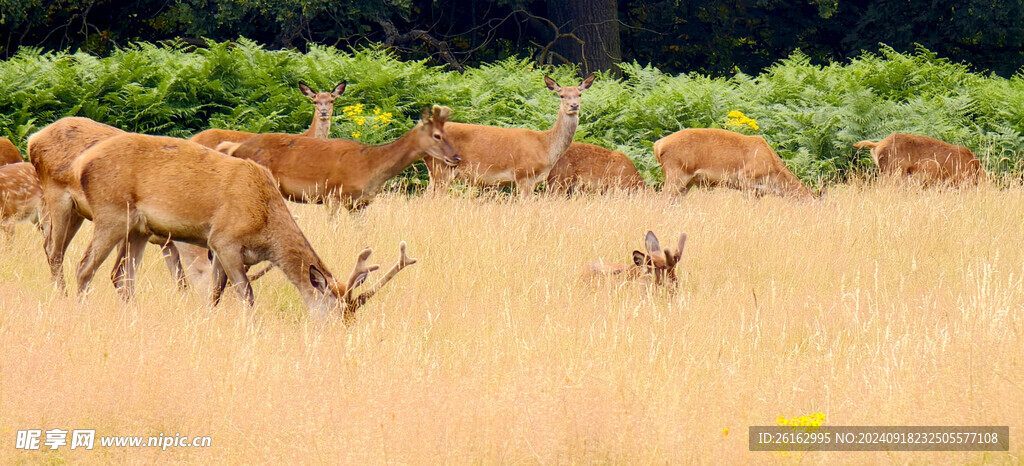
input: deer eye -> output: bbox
[433,134,442,140]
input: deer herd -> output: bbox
[0,74,989,321]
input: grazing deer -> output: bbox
[424,73,595,196]
[28,117,126,289]
[654,128,812,198]
[853,133,984,185]
[0,162,42,235]
[547,142,646,193]
[222,105,459,211]
[189,81,346,149]
[1,137,23,165]
[71,133,416,319]
[589,231,687,286]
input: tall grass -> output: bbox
[2,41,1024,184]
[0,186,1022,462]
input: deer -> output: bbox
[71,133,417,319]
[220,105,459,211]
[189,81,346,149]
[424,73,595,197]
[1,137,23,165]
[853,133,984,185]
[28,117,127,290]
[654,128,812,198]
[0,162,42,235]
[547,142,646,194]
[26,117,262,293]
[588,231,687,286]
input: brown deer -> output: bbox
[588,231,687,286]
[1,137,23,165]
[0,162,42,235]
[189,81,346,149]
[26,117,267,293]
[221,105,459,211]
[547,142,645,193]
[424,74,595,196]
[71,133,416,319]
[853,133,984,185]
[654,128,812,198]
[28,117,126,289]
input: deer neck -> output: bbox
[303,117,331,139]
[269,215,329,297]
[360,127,425,187]
[543,109,578,164]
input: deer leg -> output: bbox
[664,173,694,197]
[43,194,85,292]
[209,244,254,307]
[515,177,538,198]
[208,253,228,307]
[76,222,126,296]
[158,241,188,291]
[112,230,149,301]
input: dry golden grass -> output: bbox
[1,184,1022,463]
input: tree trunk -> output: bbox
[547,0,622,76]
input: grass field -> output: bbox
[1,184,1022,463]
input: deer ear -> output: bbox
[644,231,662,256]
[632,250,649,267]
[332,81,347,97]
[544,75,560,91]
[579,73,596,91]
[299,82,316,99]
[309,264,329,293]
[675,233,687,262]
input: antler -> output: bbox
[344,242,418,315]
[432,105,451,122]
[342,248,380,303]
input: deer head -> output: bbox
[631,231,687,285]
[544,73,596,116]
[416,105,460,167]
[299,81,346,121]
[304,242,418,321]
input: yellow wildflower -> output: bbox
[722,428,729,436]
[351,131,361,138]
[342,103,364,116]
[726,110,759,131]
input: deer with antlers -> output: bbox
[424,73,595,196]
[70,133,415,318]
[190,81,346,149]
[588,231,687,287]
[220,105,459,211]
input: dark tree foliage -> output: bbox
[2,0,1024,76]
